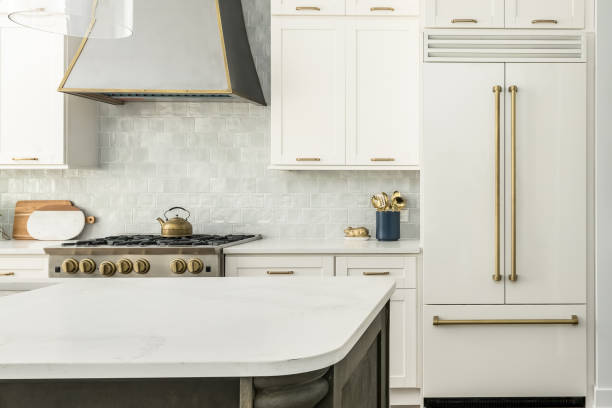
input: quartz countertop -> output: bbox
[0,277,395,379]
[223,238,421,254]
[0,240,65,255]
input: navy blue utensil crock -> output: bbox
[376,211,400,241]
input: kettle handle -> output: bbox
[164,206,191,221]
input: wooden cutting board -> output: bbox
[12,200,72,240]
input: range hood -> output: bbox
[59,0,265,105]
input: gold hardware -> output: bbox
[370,158,395,162]
[99,261,117,276]
[509,85,518,282]
[296,6,321,11]
[532,19,558,24]
[134,259,150,274]
[433,315,579,326]
[79,259,96,274]
[266,271,295,275]
[451,18,478,23]
[296,157,321,162]
[11,157,39,161]
[492,85,502,282]
[370,7,394,11]
[363,271,390,276]
[187,258,204,274]
[170,259,187,274]
[61,258,79,274]
[0,272,15,277]
[116,259,133,274]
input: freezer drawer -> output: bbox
[423,305,586,398]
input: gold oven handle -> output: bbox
[509,85,518,282]
[451,18,478,23]
[492,85,502,282]
[266,270,295,275]
[433,315,579,326]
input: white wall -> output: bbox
[597,0,612,406]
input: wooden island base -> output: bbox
[0,304,389,408]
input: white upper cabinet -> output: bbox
[425,0,504,28]
[505,0,584,29]
[271,18,346,165]
[346,0,419,16]
[0,26,97,169]
[271,0,345,15]
[346,18,419,166]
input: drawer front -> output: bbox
[272,0,345,15]
[336,256,417,288]
[0,256,48,280]
[505,0,584,29]
[425,0,505,28]
[225,255,335,277]
[390,289,418,388]
[347,0,419,16]
[423,305,587,397]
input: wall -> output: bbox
[596,0,612,405]
[0,0,420,240]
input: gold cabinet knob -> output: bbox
[79,259,96,274]
[61,258,79,274]
[116,259,133,274]
[134,259,150,274]
[99,261,117,277]
[170,259,187,274]
[187,258,204,274]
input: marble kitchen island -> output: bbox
[0,278,394,408]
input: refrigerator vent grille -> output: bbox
[424,30,586,62]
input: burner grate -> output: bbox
[62,234,256,247]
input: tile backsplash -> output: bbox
[0,0,419,240]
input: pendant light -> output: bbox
[5,0,133,39]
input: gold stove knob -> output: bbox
[99,261,117,277]
[116,259,133,274]
[79,259,96,274]
[61,258,79,274]
[134,259,150,274]
[170,259,187,274]
[187,258,204,274]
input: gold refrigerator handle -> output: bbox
[492,85,502,282]
[433,315,579,326]
[509,85,518,282]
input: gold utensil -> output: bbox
[371,195,385,211]
[381,192,390,211]
[392,196,406,212]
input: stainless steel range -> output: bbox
[45,234,261,278]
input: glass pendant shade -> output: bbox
[5,0,133,39]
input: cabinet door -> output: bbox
[271,18,346,166]
[504,63,586,304]
[424,0,505,28]
[224,255,335,277]
[347,0,419,16]
[271,0,345,15]
[389,289,418,388]
[423,63,505,305]
[505,0,584,29]
[0,27,64,165]
[346,18,419,166]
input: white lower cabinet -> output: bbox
[224,255,335,277]
[423,304,587,397]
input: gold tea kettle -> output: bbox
[156,207,193,237]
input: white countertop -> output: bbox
[0,240,65,255]
[0,277,394,379]
[223,238,421,254]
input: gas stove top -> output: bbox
[45,234,261,278]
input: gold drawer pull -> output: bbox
[370,158,395,162]
[363,271,390,276]
[266,270,295,275]
[451,18,478,23]
[296,6,320,11]
[532,19,558,24]
[433,315,579,326]
[0,272,15,277]
[370,6,394,11]
[296,157,321,162]
[12,157,39,161]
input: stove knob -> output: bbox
[79,259,96,274]
[61,258,79,274]
[187,259,204,274]
[99,261,117,277]
[134,259,150,274]
[170,259,187,274]
[116,259,133,274]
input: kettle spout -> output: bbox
[156,217,165,226]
